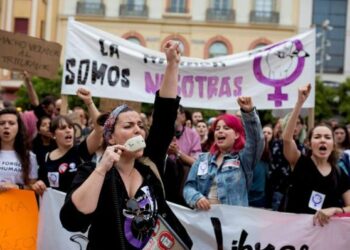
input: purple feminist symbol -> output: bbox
[123,189,155,248]
[253,39,306,107]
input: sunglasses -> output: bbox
[126,198,153,232]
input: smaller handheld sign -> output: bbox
[0,29,62,79]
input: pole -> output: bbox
[319,28,326,80]
[308,108,315,131]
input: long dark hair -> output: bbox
[307,123,338,168]
[333,125,350,150]
[261,124,273,162]
[0,108,31,184]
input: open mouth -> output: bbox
[318,145,328,155]
[217,136,226,144]
[64,135,73,140]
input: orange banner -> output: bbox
[0,189,38,250]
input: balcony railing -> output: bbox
[206,8,235,21]
[166,6,189,14]
[76,1,105,16]
[250,10,279,23]
[119,4,148,17]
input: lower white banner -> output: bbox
[37,189,350,250]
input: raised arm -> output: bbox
[76,88,102,155]
[237,97,264,188]
[159,40,180,98]
[144,41,181,171]
[23,71,39,107]
[282,84,311,169]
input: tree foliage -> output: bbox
[338,78,350,123]
[15,69,99,111]
[314,77,350,124]
[314,78,335,122]
[16,70,62,110]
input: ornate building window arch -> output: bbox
[204,35,233,58]
[122,31,147,47]
[248,37,272,50]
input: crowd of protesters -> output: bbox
[1,43,350,248]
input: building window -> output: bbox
[14,18,29,34]
[208,42,228,58]
[250,0,279,23]
[254,43,268,49]
[128,0,145,8]
[122,32,146,46]
[255,0,273,14]
[248,38,272,50]
[76,0,105,16]
[212,0,230,9]
[120,0,148,17]
[40,20,45,39]
[167,0,188,13]
[206,0,235,21]
[204,36,233,58]
[313,0,347,74]
[127,37,141,45]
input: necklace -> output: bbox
[118,166,135,178]
[128,167,135,177]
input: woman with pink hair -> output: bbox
[183,97,264,210]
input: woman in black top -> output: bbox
[31,116,57,169]
[60,41,192,249]
[283,84,350,226]
[31,88,102,194]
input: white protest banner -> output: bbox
[38,189,350,250]
[61,19,315,110]
[37,189,88,250]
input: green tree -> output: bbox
[15,69,99,111]
[314,78,337,122]
[338,78,350,123]
[15,70,62,110]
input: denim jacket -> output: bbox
[183,108,264,208]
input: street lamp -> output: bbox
[316,19,333,80]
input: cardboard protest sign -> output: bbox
[0,189,38,250]
[0,29,62,79]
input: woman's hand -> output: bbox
[164,40,181,66]
[97,145,126,174]
[196,197,211,211]
[76,87,93,106]
[167,139,179,156]
[297,83,311,105]
[23,70,31,81]
[31,180,47,195]
[313,207,338,226]
[237,96,253,113]
[0,182,21,192]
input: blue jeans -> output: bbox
[271,191,284,211]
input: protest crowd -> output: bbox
[1,38,350,249]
